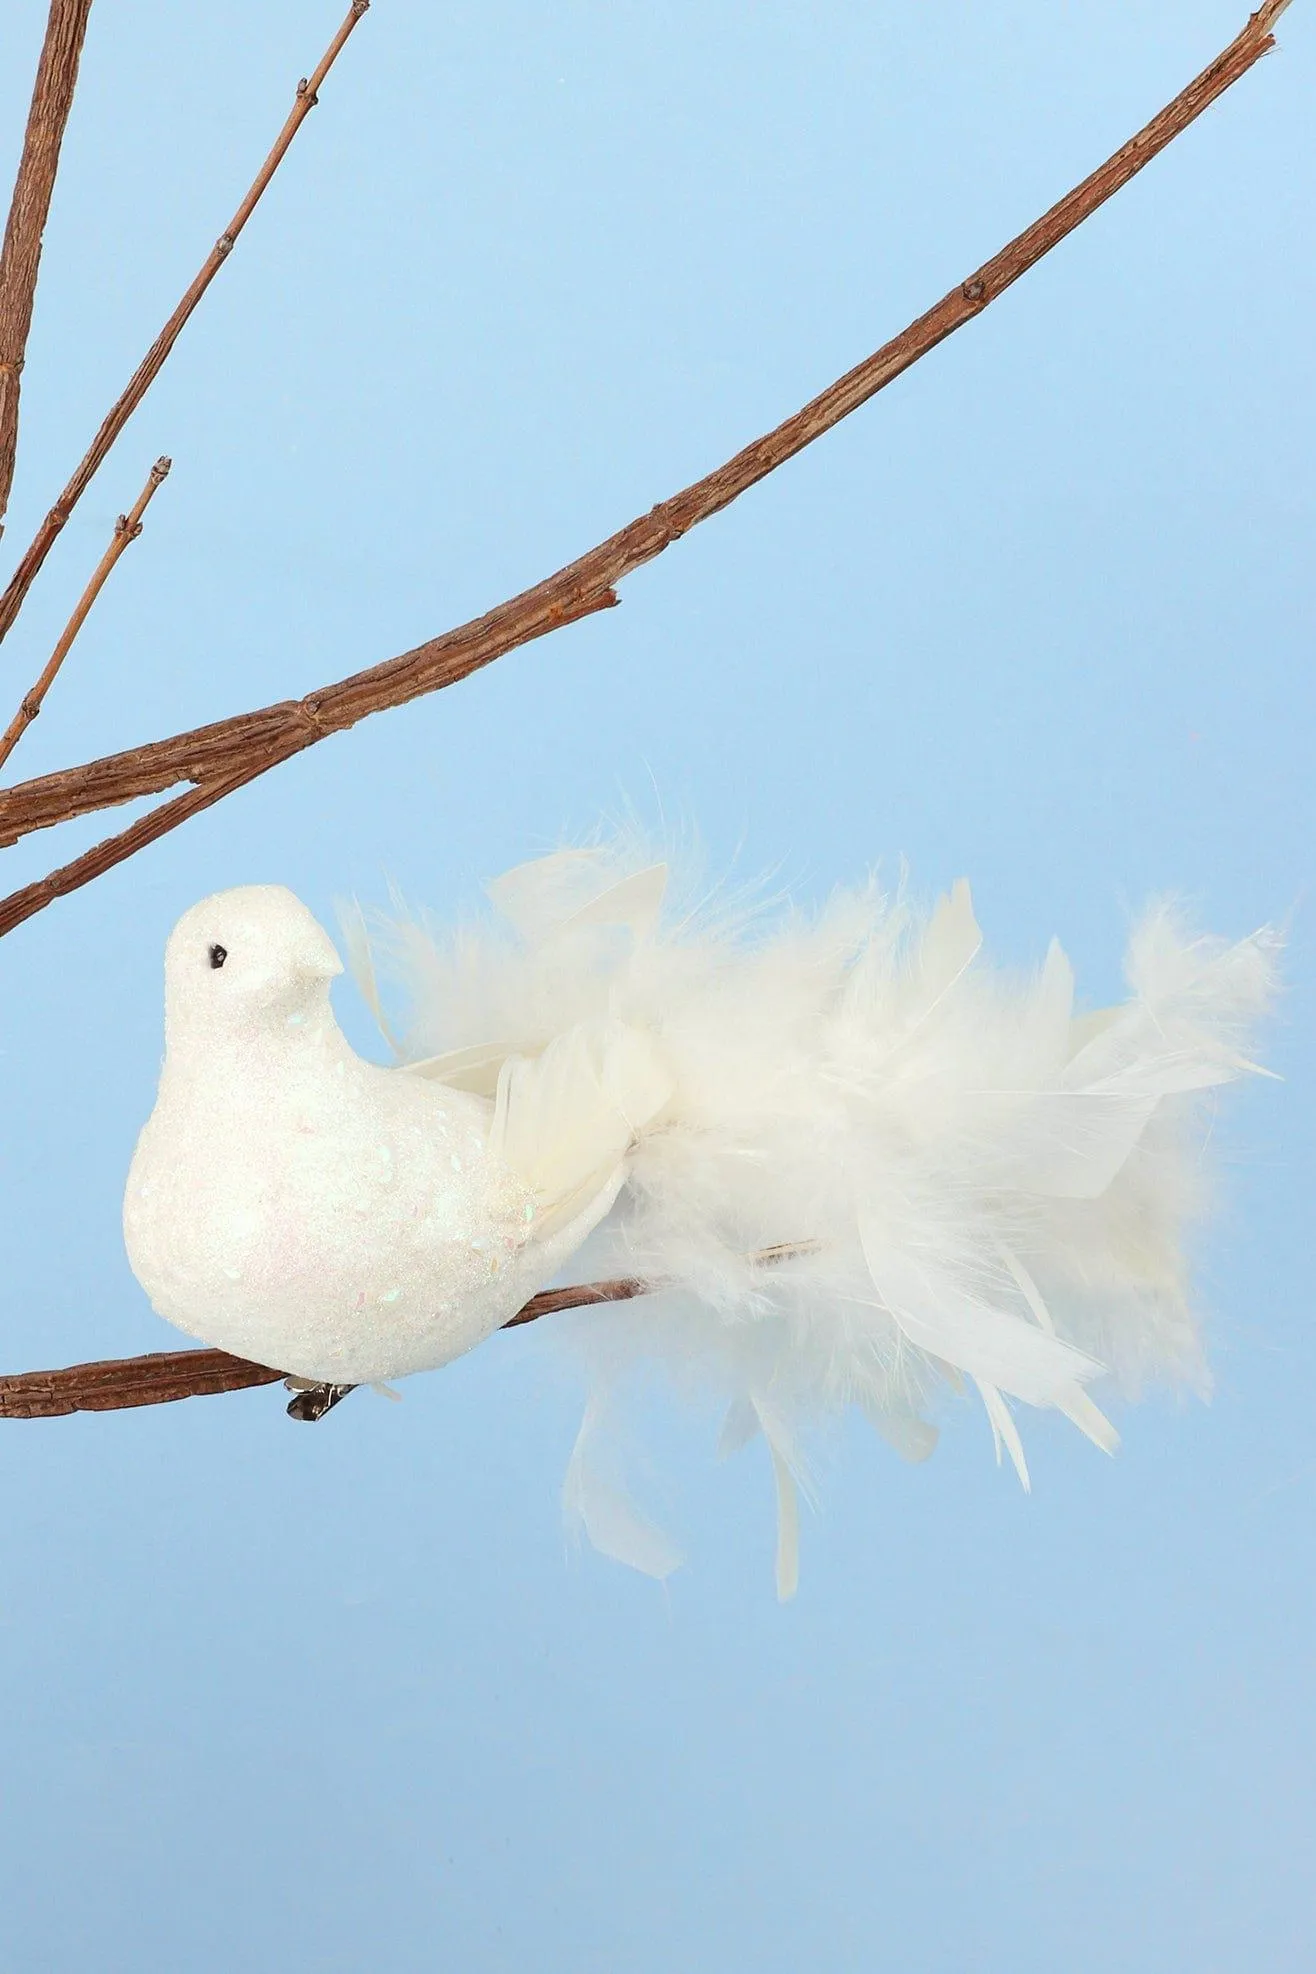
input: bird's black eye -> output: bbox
[208,943,228,970]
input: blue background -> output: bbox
[0,3,1311,1967]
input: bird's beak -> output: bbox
[302,928,345,982]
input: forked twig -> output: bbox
[0,0,370,649]
[0,454,170,772]
[0,1,1293,942]
[0,0,96,533]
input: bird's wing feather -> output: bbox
[491,1019,673,1235]
[402,1041,513,1096]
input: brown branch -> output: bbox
[0,1,1292,943]
[0,1276,653,1418]
[0,590,621,938]
[0,760,278,929]
[0,1244,823,1419]
[0,0,370,650]
[0,454,170,773]
[0,0,96,533]
[0,1346,283,1418]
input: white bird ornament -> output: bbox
[124,843,1277,1593]
[123,881,669,1385]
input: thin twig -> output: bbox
[0,1277,654,1419]
[0,0,370,649]
[0,1,1292,942]
[0,454,170,773]
[0,0,96,533]
[0,1244,822,1419]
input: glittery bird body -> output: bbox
[123,887,646,1384]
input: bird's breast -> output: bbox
[123,1066,546,1377]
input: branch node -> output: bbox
[0,454,174,777]
[647,502,682,547]
[962,277,987,302]
[214,232,235,259]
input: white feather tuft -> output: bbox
[349,840,1279,1592]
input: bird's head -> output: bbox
[163,884,344,1048]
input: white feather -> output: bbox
[350,840,1278,1589]
[976,1379,1031,1492]
[768,1444,801,1602]
[563,1397,683,1581]
[861,1401,939,1465]
[716,1397,761,1459]
[492,1019,673,1235]
[856,1229,1104,1409]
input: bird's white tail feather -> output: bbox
[563,1396,683,1581]
[346,839,1279,1591]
